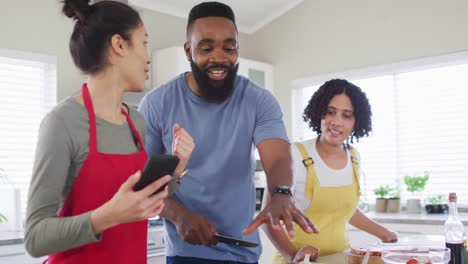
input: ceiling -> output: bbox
[129,0,304,34]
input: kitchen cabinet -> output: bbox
[151,46,274,92]
[147,252,165,264]
[147,227,165,264]
[151,47,189,87]
[237,57,274,92]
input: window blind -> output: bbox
[292,57,468,204]
[0,49,56,224]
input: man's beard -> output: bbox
[190,59,239,103]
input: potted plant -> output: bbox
[373,185,390,213]
[404,171,429,213]
[386,186,401,213]
[0,169,11,225]
[0,213,7,223]
[425,194,448,214]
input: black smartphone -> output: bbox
[133,154,180,195]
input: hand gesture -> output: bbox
[243,194,319,237]
[172,123,195,173]
[292,246,319,263]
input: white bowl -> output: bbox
[381,246,450,264]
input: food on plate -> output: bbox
[382,246,449,264]
[406,258,419,264]
[351,245,383,256]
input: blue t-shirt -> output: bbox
[138,73,289,262]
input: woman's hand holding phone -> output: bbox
[90,171,170,235]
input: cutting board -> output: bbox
[344,249,383,264]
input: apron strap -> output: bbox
[294,142,361,199]
[81,84,98,153]
[293,142,317,200]
[82,85,145,153]
[349,146,361,196]
[121,105,145,151]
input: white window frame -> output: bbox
[0,48,57,231]
[291,50,468,206]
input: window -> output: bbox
[0,49,56,227]
[292,52,468,204]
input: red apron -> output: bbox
[47,84,148,263]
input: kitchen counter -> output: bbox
[0,218,165,246]
[0,243,46,264]
[365,211,468,225]
[0,225,165,264]
[0,230,23,246]
[2,212,467,264]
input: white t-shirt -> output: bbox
[291,138,361,211]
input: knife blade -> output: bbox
[214,234,258,247]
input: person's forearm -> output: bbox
[349,209,390,239]
[257,139,293,193]
[24,212,100,257]
[264,156,293,193]
[263,224,297,263]
[159,197,188,223]
[90,204,118,234]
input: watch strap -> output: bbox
[273,185,292,196]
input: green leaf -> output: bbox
[404,173,430,193]
[0,213,7,223]
[427,194,443,204]
[373,185,391,198]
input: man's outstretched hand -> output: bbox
[242,194,319,237]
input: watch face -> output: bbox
[274,186,292,195]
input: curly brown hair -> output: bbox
[303,79,372,144]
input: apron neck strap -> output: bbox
[82,83,98,153]
[121,105,145,150]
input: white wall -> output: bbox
[3,1,468,135]
[245,0,468,136]
[0,0,252,102]
[1,0,77,102]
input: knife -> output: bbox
[361,250,370,264]
[214,234,258,247]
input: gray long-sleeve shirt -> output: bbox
[25,97,146,257]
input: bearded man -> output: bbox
[138,2,318,263]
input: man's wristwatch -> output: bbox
[272,185,292,196]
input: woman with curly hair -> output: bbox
[263,79,397,263]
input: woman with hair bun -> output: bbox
[24,0,194,263]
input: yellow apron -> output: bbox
[272,142,360,264]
